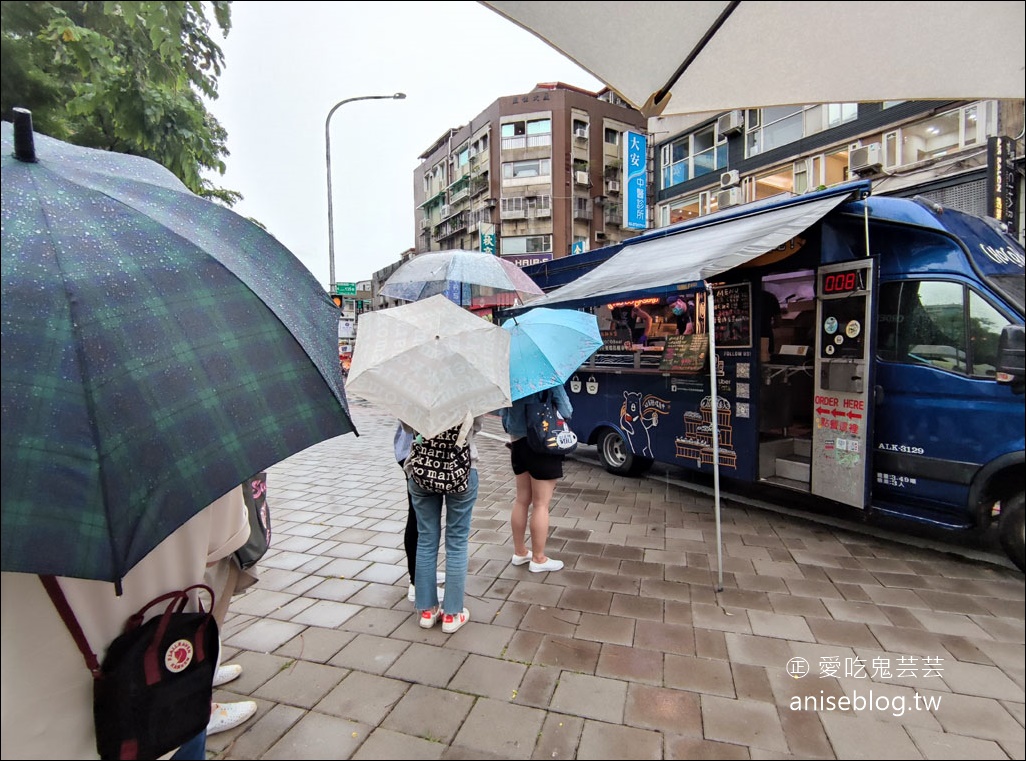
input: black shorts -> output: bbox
[510,437,564,480]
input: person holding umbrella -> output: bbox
[1,486,254,759]
[403,414,487,634]
[498,307,601,573]
[347,296,514,634]
[1,114,355,759]
[501,385,573,573]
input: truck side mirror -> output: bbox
[996,324,1025,386]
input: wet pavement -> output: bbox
[209,397,1024,760]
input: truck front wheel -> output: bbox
[598,428,653,477]
[999,491,1025,573]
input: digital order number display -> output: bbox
[821,268,865,295]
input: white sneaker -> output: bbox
[408,584,445,604]
[511,552,531,566]
[207,701,257,735]
[212,663,242,687]
[441,608,470,634]
[529,557,564,573]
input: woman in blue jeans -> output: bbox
[406,415,485,634]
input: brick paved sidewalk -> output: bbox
[209,398,1024,760]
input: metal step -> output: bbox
[776,453,810,483]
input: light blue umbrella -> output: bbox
[502,308,603,401]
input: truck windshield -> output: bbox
[941,207,1025,315]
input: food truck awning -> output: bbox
[526,183,868,308]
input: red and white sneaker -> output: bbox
[419,607,441,629]
[441,608,470,634]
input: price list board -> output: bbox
[659,334,709,374]
[713,283,752,349]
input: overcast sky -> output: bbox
[206,1,603,289]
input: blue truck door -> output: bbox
[810,260,877,508]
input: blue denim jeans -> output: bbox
[409,468,478,615]
[171,729,207,760]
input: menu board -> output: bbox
[659,333,709,374]
[713,283,752,348]
[598,327,633,352]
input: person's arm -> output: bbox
[637,308,653,332]
[553,385,573,421]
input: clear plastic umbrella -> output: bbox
[380,249,543,306]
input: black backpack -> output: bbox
[42,578,219,760]
[403,424,472,494]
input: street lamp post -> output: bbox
[325,92,406,291]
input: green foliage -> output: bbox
[1,1,241,205]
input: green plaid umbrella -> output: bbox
[1,114,356,584]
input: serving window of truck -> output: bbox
[518,180,1025,572]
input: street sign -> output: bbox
[334,282,357,296]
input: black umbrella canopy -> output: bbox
[1,113,356,584]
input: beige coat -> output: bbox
[1,486,249,759]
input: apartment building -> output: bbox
[649,99,1024,242]
[412,82,649,266]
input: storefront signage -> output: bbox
[987,136,1017,230]
[623,131,648,230]
[502,253,552,268]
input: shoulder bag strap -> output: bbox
[39,575,102,677]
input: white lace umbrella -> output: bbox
[347,295,511,438]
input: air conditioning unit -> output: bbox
[849,142,883,173]
[595,231,607,240]
[485,197,497,207]
[719,170,740,189]
[716,109,744,136]
[440,204,452,218]
[574,127,589,139]
[606,180,621,193]
[575,171,590,186]
[716,187,742,208]
[419,217,432,230]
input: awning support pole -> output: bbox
[706,283,724,592]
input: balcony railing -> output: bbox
[501,134,552,151]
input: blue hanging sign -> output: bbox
[623,131,648,230]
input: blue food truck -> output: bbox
[515,181,1025,570]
